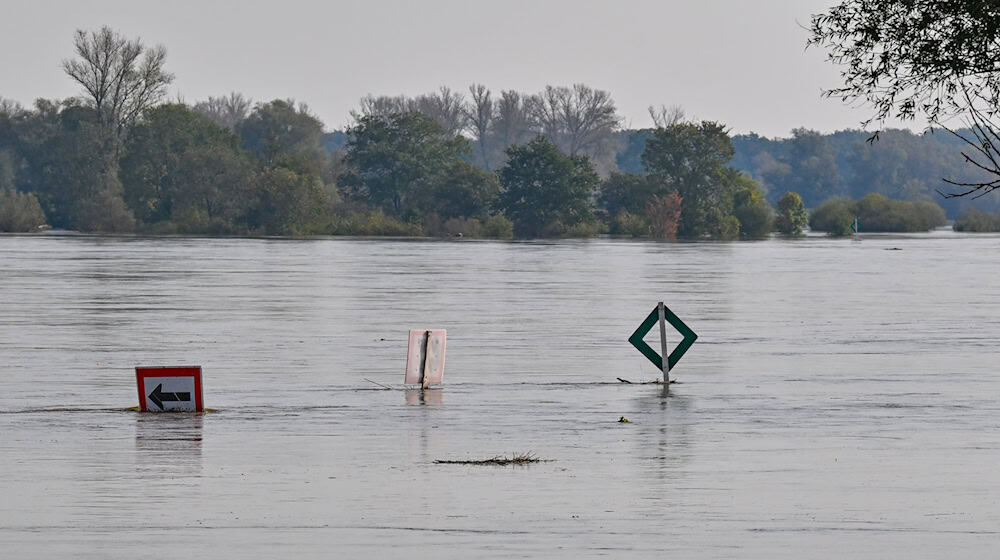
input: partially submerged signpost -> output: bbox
[136,366,204,412]
[404,329,446,389]
[657,302,670,382]
[628,303,698,385]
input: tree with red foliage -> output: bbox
[645,192,682,239]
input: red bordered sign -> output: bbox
[136,366,204,412]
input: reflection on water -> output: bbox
[134,413,203,476]
[404,388,444,406]
[2,232,1000,558]
[631,389,693,479]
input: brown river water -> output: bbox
[1,232,998,558]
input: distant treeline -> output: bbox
[732,129,997,219]
[622,127,1000,217]
[0,27,995,238]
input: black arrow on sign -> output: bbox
[148,383,192,411]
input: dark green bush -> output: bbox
[810,195,945,235]
[0,189,48,232]
[612,211,650,237]
[810,198,855,236]
[775,191,808,236]
[953,208,1000,232]
[328,209,423,236]
[854,194,946,232]
[481,214,514,239]
[732,186,774,239]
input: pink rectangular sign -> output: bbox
[404,329,446,387]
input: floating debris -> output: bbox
[615,377,676,384]
[363,378,394,390]
[434,452,548,466]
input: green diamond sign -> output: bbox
[628,304,698,371]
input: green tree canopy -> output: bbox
[121,104,250,228]
[599,171,661,217]
[11,101,133,231]
[775,191,808,236]
[641,121,738,238]
[0,188,47,232]
[238,100,327,174]
[498,137,599,238]
[341,112,470,219]
[422,161,500,221]
[247,167,331,236]
[731,176,773,239]
[778,128,843,207]
[809,197,855,236]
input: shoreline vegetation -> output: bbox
[1,27,998,239]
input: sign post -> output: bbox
[628,303,698,384]
[657,302,670,384]
[136,366,203,412]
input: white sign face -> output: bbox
[136,366,203,412]
[404,329,447,387]
[142,377,197,412]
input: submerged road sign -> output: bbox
[628,303,698,379]
[405,329,446,389]
[136,366,203,412]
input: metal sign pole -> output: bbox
[420,330,432,389]
[657,301,670,385]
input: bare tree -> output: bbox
[414,86,467,137]
[348,84,622,173]
[194,92,252,130]
[351,94,414,122]
[353,87,470,138]
[0,97,24,118]
[62,26,173,156]
[493,90,536,150]
[648,104,685,129]
[529,87,564,147]
[58,26,170,232]
[530,84,620,157]
[465,84,494,169]
[934,87,1000,198]
[527,84,621,176]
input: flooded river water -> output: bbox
[1,232,998,558]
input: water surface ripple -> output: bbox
[1,232,999,558]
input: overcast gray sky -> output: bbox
[0,0,917,137]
